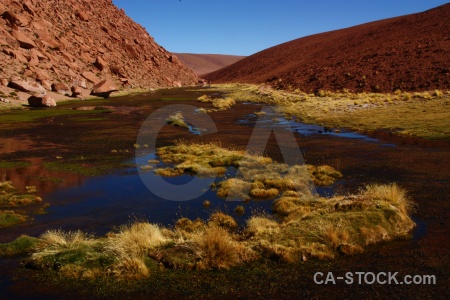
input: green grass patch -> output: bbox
[0,161,32,168]
[0,210,27,228]
[0,108,108,123]
[0,235,41,257]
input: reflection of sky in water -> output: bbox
[239,112,397,145]
[22,150,335,238]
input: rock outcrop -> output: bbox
[0,0,198,100]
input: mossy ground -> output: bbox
[0,181,47,228]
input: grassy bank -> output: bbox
[203,84,450,139]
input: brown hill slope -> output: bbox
[0,0,198,100]
[173,53,245,76]
[205,4,450,93]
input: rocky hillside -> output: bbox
[173,53,245,76]
[0,0,198,104]
[205,4,450,93]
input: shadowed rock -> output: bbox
[51,82,70,96]
[28,95,56,107]
[11,29,36,49]
[91,79,118,98]
[8,79,45,94]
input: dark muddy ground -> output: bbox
[0,87,448,299]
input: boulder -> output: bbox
[34,29,60,49]
[23,70,33,77]
[0,3,6,15]
[30,49,47,60]
[110,65,126,77]
[75,11,89,21]
[22,2,36,16]
[11,29,36,49]
[0,97,10,104]
[71,86,83,97]
[28,53,39,66]
[80,52,94,63]
[51,82,70,95]
[2,11,18,27]
[173,81,182,88]
[82,71,100,84]
[40,80,52,91]
[8,79,46,94]
[28,95,56,107]
[1,79,9,87]
[34,69,50,81]
[15,14,30,27]
[94,56,108,71]
[91,79,118,98]
[3,49,28,63]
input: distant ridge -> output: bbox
[173,53,245,76]
[205,4,450,93]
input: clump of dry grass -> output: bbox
[175,218,205,233]
[325,225,350,248]
[208,212,238,232]
[246,215,280,236]
[166,112,188,128]
[259,241,297,263]
[39,230,92,251]
[364,183,412,214]
[154,167,184,177]
[110,257,150,279]
[234,205,245,215]
[216,178,251,200]
[0,181,15,193]
[196,226,240,269]
[307,165,343,186]
[198,95,236,112]
[106,222,168,258]
[140,165,153,171]
[26,186,38,194]
[249,187,280,199]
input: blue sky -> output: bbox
[112,0,449,56]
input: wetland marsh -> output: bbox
[0,85,448,298]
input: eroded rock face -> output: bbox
[28,95,56,107]
[0,0,198,97]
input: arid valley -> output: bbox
[0,1,449,299]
